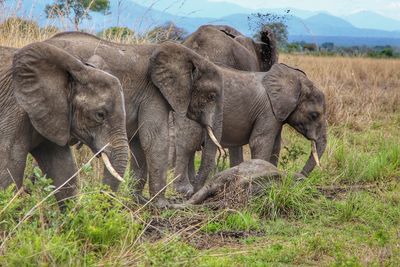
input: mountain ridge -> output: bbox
[4,0,400,46]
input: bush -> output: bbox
[99,26,134,41]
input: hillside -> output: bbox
[4,0,400,46]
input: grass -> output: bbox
[1,17,400,266]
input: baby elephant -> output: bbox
[174,63,327,194]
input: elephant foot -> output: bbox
[173,181,194,198]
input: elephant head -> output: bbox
[12,42,129,181]
[264,63,327,176]
[150,41,224,147]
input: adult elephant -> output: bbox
[175,62,328,193]
[46,33,224,207]
[172,25,278,196]
[0,42,129,207]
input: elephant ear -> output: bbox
[263,64,301,122]
[150,42,198,114]
[13,42,86,146]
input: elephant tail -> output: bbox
[259,26,278,71]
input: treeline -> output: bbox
[0,17,186,43]
[285,41,400,58]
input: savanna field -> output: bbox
[1,21,400,266]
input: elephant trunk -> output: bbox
[301,124,327,176]
[194,103,224,190]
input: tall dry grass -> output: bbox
[282,54,400,128]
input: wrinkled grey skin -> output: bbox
[177,63,328,193]
[171,25,278,196]
[46,32,224,207]
[0,42,129,208]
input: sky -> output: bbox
[210,0,400,19]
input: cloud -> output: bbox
[388,2,400,9]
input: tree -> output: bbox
[321,42,334,51]
[146,22,187,43]
[45,0,110,30]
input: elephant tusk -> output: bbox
[206,126,224,152]
[311,141,321,168]
[101,153,125,182]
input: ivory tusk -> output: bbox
[206,126,224,152]
[101,153,125,182]
[311,141,321,168]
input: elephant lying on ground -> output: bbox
[46,33,225,207]
[0,42,129,207]
[174,63,327,193]
[177,159,282,207]
[171,24,279,195]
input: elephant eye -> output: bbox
[95,110,106,122]
[207,93,216,101]
[310,112,319,120]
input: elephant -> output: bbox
[45,32,225,207]
[0,42,129,207]
[171,24,279,196]
[174,62,327,193]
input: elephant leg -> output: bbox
[249,119,278,161]
[194,137,218,192]
[270,130,282,166]
[0,146,27,190]
[174,115,202,197]
[140,128,169,207]
[31,140,77,209]
[0,121,31,189]
[229,146,243,167]
[138,97,170,207]
[129,137,148,203]
[174,147,195,198]
[168,112,176,169]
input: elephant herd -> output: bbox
[0,25,327,208]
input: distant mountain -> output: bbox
[4,0,400,46]
[129,0,319,20]
[289,13,400,38]
[128,0,254,19]
[344,11,400,32]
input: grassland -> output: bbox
[1,21,400,266]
